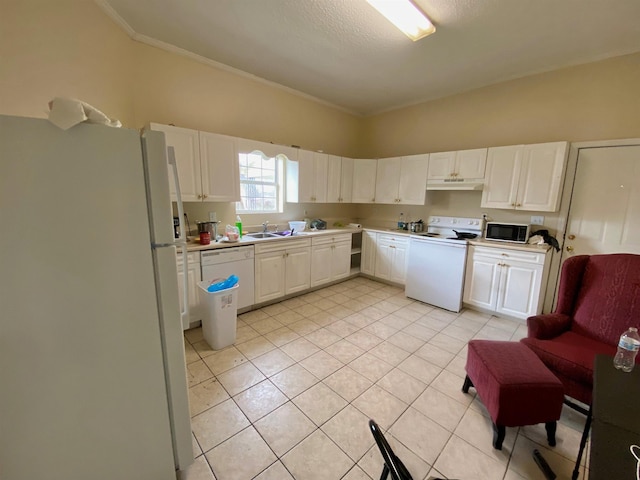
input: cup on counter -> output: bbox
[199,232,211,245]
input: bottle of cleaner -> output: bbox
[235,215,243,238]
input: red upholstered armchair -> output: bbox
[521,253,640,405]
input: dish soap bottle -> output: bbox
[235,215,243,239]
[397,212,405,230]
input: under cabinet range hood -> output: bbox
[426,180,484,190]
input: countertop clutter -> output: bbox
[184,227,362,252]
[184,225,552,253]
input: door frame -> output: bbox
[543,137,640,312]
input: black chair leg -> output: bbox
[462,375,473,393]
[571,405,592,480]
[545,421,557,447]
[492,422,505,450]
[380,463,389,480]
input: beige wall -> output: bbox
[3,2,639,234]
[0,1,135,126]
[361,52,640,158]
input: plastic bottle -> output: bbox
[207,274,239,292]
[613,327,640,372]
[397,212,405,230]
[235,215,243,239]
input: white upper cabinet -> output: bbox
[351,159,378,203]
[149,123,240,202]
[199,131,240,202]
[427,148,487,189]
[327,155,354,203]
[297,150,328,203]
[375,154,429,205]
[481,142,568,211]
[149,124,201,201]
[374,157,402,204]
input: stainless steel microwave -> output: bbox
[485,222,531,243]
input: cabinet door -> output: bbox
[177,257,201,330]
[199,132,240,202]
[374,239,394,281]
[481,145,522,209]
[389,240,408,284]
[361,231,377,275]
[427,151,456,180]
[150,123,201,202]
[285,247,311,294]
[352,159,378,203]
[326,155,342,203]
[463,251,501,311]
[298,150,328,202]
[456,148,487,179]
[375,157,401,204]
[310,244,333,287]
[340,157,354,203]
[517,142,568,212]
[496,261,544,319]
[399,154,429,205]
[255,252,285,303]
[332,241,352,281]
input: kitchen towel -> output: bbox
[48,97,122,130]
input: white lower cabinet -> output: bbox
[361,230,377,276]
[176,252,201,329]
[310,234,351,287]
[375,234,409,284]
[254,238,311,304]
[463,245,551,320]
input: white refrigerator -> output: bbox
[0,115,193,479]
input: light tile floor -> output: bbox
[181,277,590,480]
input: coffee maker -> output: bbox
[173,217,181,239]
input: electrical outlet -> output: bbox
[531,215,544,225]
[209,211,217,222]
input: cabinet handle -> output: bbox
[203,194,208,199]
[566,246,574,252]
[516,203,521,207]
[568,234,576,240]
[511,203,516,207]
[197,194,203,199]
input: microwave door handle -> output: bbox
[168,146,189,325]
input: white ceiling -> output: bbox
[101,0,640,115]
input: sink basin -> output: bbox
[245,232,280,239]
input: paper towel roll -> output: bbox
[348,223,362,229]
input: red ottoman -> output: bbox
[462,340,564,450]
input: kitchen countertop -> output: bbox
[184,227,362,252]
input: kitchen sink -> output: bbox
[245,232,280,239]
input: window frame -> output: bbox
[236,150,284,214]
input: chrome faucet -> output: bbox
[262,221,269,233]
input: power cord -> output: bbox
[631,445,640,480]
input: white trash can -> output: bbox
[197,281,239,350]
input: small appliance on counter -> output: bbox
[485,222,531,243]
[310,219,327,230]
[173,216,181,239]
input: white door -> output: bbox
[149,123,201,202]
[375,157,401,203]
[255,252,285,303]
[497,261,544,319]
[332,241,352,281]
[399,154,429,205]
[352,159,378,203]
[310,244,332,287]
[199,131,240,202]
[563,144,640,262]
[463,250,500,310]
[285,247,311,294]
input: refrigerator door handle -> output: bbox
[167,146,190,326]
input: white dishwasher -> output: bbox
[201,246,255,312]
[405,216,483,312]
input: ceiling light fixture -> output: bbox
[367,0,436,41]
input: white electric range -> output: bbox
[405,216,484,312]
